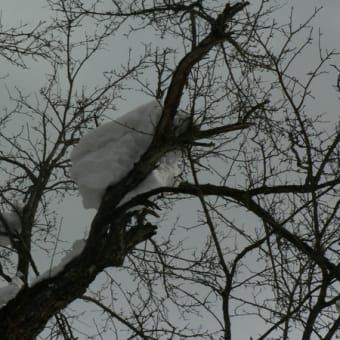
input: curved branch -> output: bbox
[120,181,340,281]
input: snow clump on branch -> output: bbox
[70,100,186,209]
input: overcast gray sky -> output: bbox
[2,0,337,240]
[1,1,339,339]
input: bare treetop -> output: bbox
[0,1,339,339]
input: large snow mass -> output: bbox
[71,101,184,209]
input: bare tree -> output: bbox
[0,1,339,339]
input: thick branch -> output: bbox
[192,122,253,140]
[172,182,340,280]
[120,181,340,281]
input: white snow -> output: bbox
[0,276,24,306]
[119,150,181,206]
[0,202,23,246]
[32,239,86,285]
[71,100,186,209]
